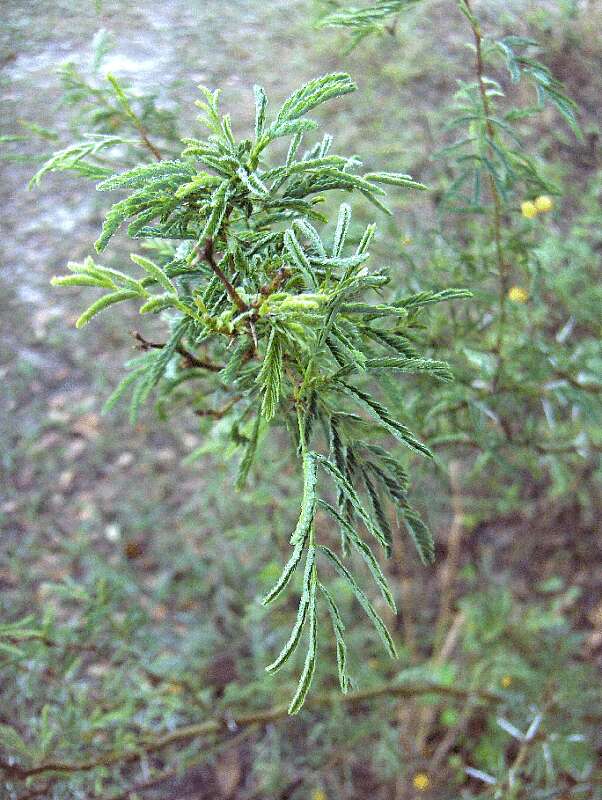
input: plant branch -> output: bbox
[433,460,465,651]
[415,611,466,755]
[194,240,248,312]
[131,330,223,372]
[0,681,502,782]
[256,265,291,300]
[463,0,508,388]
[106,74,163,162]
[553,369,602,394]
[103,726,257,800]
[130,125,162,161]
[194,396,242,419]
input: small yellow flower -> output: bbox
[508,286,528,304]
[312,790,327,800]
[521,200,538,219]
[413,772,431,792]
[500,674,513,688]
[534,194,553,213]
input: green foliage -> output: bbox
[40,72,465,712]
[317,1,421,50]
[2,27,180,171]
[3,545,598,799]
[318,0,600,522]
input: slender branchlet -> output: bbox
[39,72,467,712]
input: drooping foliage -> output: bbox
[43,72,470,711]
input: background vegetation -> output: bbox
[1,1,600,798]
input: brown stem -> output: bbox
[256,266,290,299]
[0,681,501,782]
[14,783,52,800]
[430,698,476,772]
[194,396,241,419]
[415,611,466,755]
[195,241,248,313]
[104,726,256,800]
[433,460,465,651]
[553,369,602,394]
[109,76,162,162]
[390,528,419,663]
[138,130,163,162]
[131,330,223,372]
[464,0,508,389]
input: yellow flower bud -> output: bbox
[521,200,538,219]
[312,791,327,800]
[534,194,553,213]
[412,773,431,792]
[508,286,528,304]
[501,675,513,688]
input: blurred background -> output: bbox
[1,1,601,799]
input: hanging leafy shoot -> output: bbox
[41,73,468,712]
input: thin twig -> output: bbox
[464,0,508,390]
[415,612,466,756]
[434,460,465,652]
[137,130,163,162]
[437,611,465,666]
[194,396,241,419]
[104,726,257,800]
[430,699,476,772]
[553,369,602,394]
[391,527,419,663]
[131,330,223,372]
[107,74,163,162]
[256,266,290,299]
[0,681,501,782]
[503,706,549,799]
[195,240,248,312]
